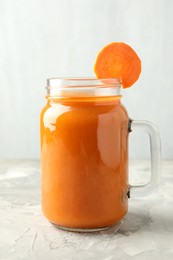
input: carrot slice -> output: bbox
[94,42,141,88]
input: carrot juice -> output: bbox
[40,78,130,231]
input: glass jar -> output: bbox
[40,78,161,232]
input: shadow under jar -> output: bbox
[40,78,161,232]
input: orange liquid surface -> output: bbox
[40,96,129,229]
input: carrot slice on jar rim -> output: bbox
[94,42,141,88]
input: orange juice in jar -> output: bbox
[40,78,160,232]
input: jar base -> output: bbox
[50,220,123,233]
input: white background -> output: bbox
[0,0,172,159]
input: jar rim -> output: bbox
[47,77,122,88]
[46,77,122,98]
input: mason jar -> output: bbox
[40,78,160,232]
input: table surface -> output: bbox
[0,160,173,260]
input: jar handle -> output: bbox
[129,119,161,197]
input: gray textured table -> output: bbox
[0,160,173,260]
